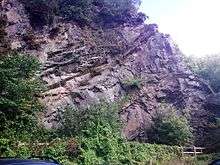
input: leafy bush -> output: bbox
[96,0,141,25]
[58,0,141,26]
[0,138,182,165]
[59,102,121,137]
[125,142,181,163]
[0,53,45,141]
[0,138,76,164]
[59,102,127,164]
[1,100,182,164]
[150,104,193,146]
[122,78,142,90]
[58,102,182,164]
[0,14,9,54]
[0,138,16,157]
[58,0,93,25]
[22,0,143,27]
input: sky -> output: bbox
[140,0,220,57]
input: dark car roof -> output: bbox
[210,159,220,165]
[0,159,60,165]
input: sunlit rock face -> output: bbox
[1,0,215,145]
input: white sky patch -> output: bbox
[140,0,220,57]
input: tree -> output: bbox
[96,0,141,25]
[0,14,9,54]
[150,104,193,146]
[0,53,43,139]
[22,0,143,27]
[58,0,93,25]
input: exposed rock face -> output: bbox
[1,0,215,145]
[207,93,220,107]
[1,0,31,50]
[203,93,220,149]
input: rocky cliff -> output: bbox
[1,0,216,145]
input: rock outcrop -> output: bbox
[207,93,220,107]
[1,0,216,145]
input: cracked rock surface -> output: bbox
[1,0,216,145]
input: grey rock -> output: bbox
[1,0,216,145]
[207,93,220,107]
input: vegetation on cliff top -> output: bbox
[21,0,145,27]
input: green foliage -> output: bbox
[0,14,9,54]
[0,53,45,141]
[0,138,76,164]
[122,78,142,89]
[186,55,220,92]
[124,142,181,163]
[1,100,182,164]
[59,102,121,137]
[79,138,181,164]
[58,0,93,25]
[102,0,140,16]
[0,54,41,109]
[59,102,125,164]
[59,102,181,164]
[79,129,124,164]
[0,138,16,157]
[97,0,140,25]
[151,104,193,146]
[0,137,182,165]
[22,0,143,27]
[58,0,141,25]
[16,145,32,158]
[59,102,123,164]
[42,139,67,159]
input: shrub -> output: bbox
[122,78,142,89]
[42,139,67,158]
[0,138,182,165]
[59,102,125,164]
[97,0,141,25]
[22,0,143,27]
[59,102,121,137]
[0,53,45,141]
[0,100,183,164]
[0,138,16,157]
[121,78,142,92]
[0,14,10,54]
[58,0,93,26]
[66,138,80,157]
[150,104,193,146]
[58,101,182,164]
